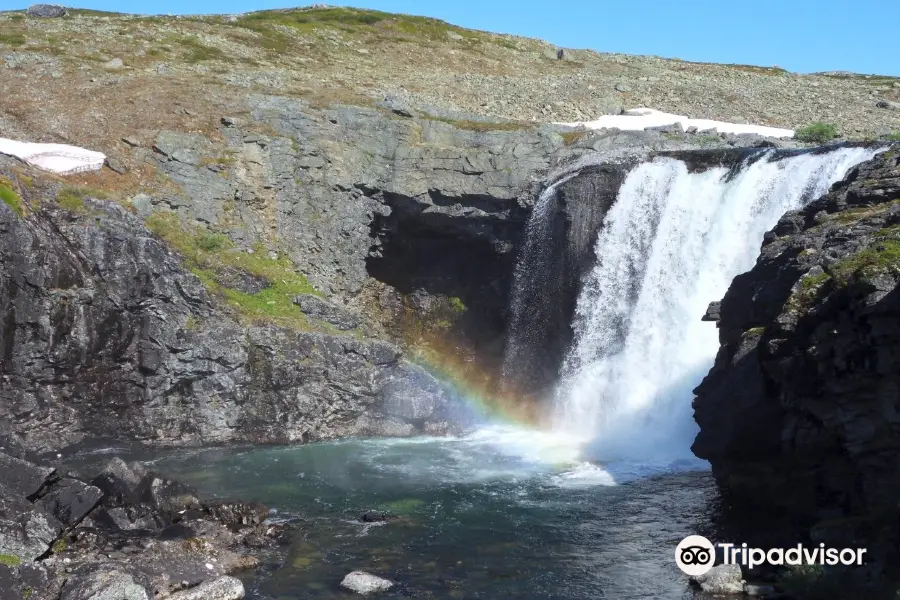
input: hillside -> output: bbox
[0,4,898,154]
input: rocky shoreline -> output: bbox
[0,447,283,600]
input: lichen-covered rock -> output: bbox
[693,147,900,521]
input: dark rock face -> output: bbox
[693,148,900,523]
[0,166,462,452]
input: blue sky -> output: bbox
[4,0,899,76]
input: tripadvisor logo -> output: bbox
[675,535,715,576]
[675,535,868,576]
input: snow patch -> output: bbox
[0,138,106,175]
[557,107,794,138]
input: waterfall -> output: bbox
[502,146,882,466]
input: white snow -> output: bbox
[557,107,794,138]
[0,138,106,175]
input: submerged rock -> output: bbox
[340,571,394,594]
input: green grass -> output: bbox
[0,554,21,567]
[884,131,900,142]
[795,122,839,144]
[0,180,24,217]
[830,237,900,283]
[0,31,26,46]
[56,187,92,213]
[146,212,319,329]
[170,36,229,64]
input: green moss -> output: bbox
[56,188,90,213]
[0,554,21,567]
[425,116,531,132]
[448,296,466,313]
[0,180,25,217]
[795,122,838,144]
[52,537,68,553]
[171,36,229,64]
[884,131,900,142]
[830,238,900,283]
[745,326,766,336]
[146,213,318,329]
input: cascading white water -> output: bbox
[553,147,882,465]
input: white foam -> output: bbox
[0,138,106,175]
[554,146,883,462]
[557,107,794,138]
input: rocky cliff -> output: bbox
[0,155,480,453]
[693,147,900,532]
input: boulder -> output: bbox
[36,478,103,528]
[167,576,244,600]
[59,569,148,600]
[26,4,67,17]
[0,484,62,561]
[0,454,55,499]
[340,571,394,594]
[689,564,743,594]
[137,476,199,514]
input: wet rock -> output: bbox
[689,564,743,594]
[137,476,199,514]
[744,583,777,597]
[26,4,67,17]
[205,502,269,527]
[293,294,362,330]
[359,511,400,523]
[91,459,144,507]
[702,300,721,323]
[36,478,103,527]
[340,571,394,594]
[167,576,244,600]
[59,569,148,600]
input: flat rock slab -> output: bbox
[168,576,245,600]
[340,571,394,594]
[0,453,55,498]
[37,478,103,527]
